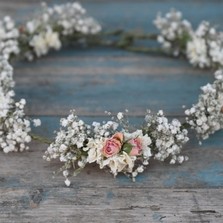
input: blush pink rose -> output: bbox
[129,138,142,156]
[102,133,123,158]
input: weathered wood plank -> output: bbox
[1,138,223,222]
[0,141,223,188]
[1,0,223,31]
[14,54,213,116]
[1,140,222,222]
[0,187,222,223]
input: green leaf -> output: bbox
[123,142,133,154]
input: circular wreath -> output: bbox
[1,2,223,186]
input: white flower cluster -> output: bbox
[44,110,190,186]
[185,70,223,140]
[0,16,20,60]
[154,9,223,69]
[145,110,189,164]
[44,111,89,162]
[154,9,192,56]
[186,21,223,68]
[0,57,41,153]
[29,28,61,58]
[0,2,101,153]
[23,2,101,59]
[0,58,14,117]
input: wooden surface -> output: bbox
[1,1,223,222]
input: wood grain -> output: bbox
[0,141,223,188]
[0,1,223,222]
[1,141,222,222]
[0,187,223,223]
[14,54,213,116]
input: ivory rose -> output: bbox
[102,132,123,158]
[101,152,135,176]
[129,137,142,156]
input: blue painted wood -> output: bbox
[14,53,213,116]
[1,136,223,189]
[15,0,223,32]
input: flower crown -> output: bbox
[1,2,223,186]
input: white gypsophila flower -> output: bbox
[117,112,124,120]
[0,88,12,117]
[145,110,189,164]
[186,21,223,68]
[207,30,223,67]
[51,2,101,36]
[92,120,119,139]
[63,170,69,177]
[33,119,41,127]
[0,98,32,153]
[0,57,14,91]
[0,57,38,153]
[185,70,223,140]
[44,111,89,164]
[24,2,101,59]
[64,178,71,187]
[0,57,15,118]
[0,16,20,60]
[195,21,210,37]
[186,34,210,68]
[154,9,192,56]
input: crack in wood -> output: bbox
[115,205,148,210]
[192,193,206,222]
[173,190,197,193]
[150,205,161,211]
[159,216,166,220]
[191,210,217,214]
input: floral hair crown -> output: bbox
[1,2,223,186]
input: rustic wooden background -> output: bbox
[0,0,223,222]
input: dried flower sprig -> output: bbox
[0,57,41,153]
[185,70,223,141]
[43,110,190,186]
[18,2,101,60]
[154,9,223,69]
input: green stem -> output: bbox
[181,122,191,130]
[84,36,163,54]
[102,29,158,40]
[30,133,52,145]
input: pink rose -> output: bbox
[102,133,123,158]
[129,138,142,156]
